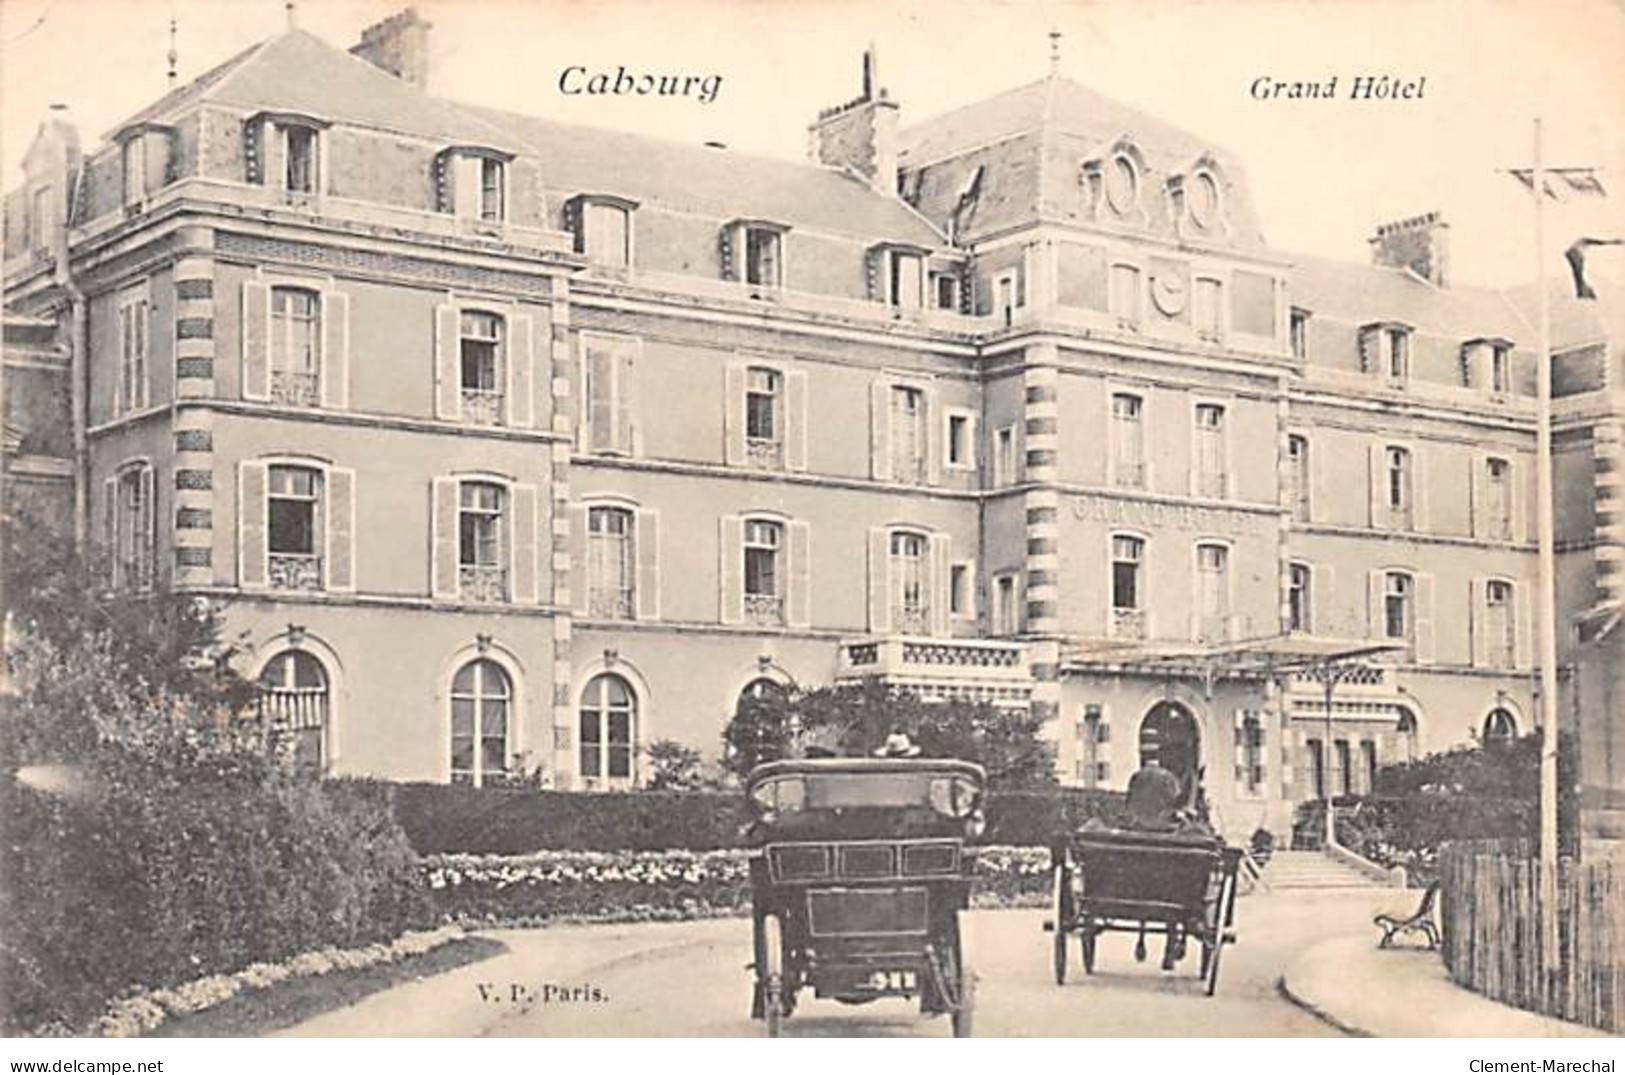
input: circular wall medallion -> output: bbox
[1106,154,1139,215]
[1189,170,1220,227]
[1152,272,1187,316]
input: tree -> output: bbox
[643,739,720,791]
[722,678,1056,788]
[2,514,259,768]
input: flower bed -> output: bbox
[39,926,465,1039]
[424,845,1059,925]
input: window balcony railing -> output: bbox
[269,552,322,591]
[893,603,930,636]
[460,387,504,426]
[589,588,634,620]
[744,592,785,626]
[746,436,783,469]
[1111,607,1147,641]
[269,370,320,407]
[1195,472,1228,499]
[459,563,508,603]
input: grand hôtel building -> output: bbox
[5,10,1621,838]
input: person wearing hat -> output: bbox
[1125,729,1184,831]
[874,726,922,758]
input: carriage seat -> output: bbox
[1373,882,1441,949]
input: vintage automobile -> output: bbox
[744,757,985,1037]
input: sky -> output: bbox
[2,0,1622,289]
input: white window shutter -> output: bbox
[787,520,811,628]
[508,313,534,428]
[241,280,271,401]
[867,526,891,633]
[139,301,153,409]
[103,476,118,588]
[928,534,951,637]
[1313,563,1335,638]
[869,380,892,481]
[320,288,349,409]
[1468,578,1487,667]
[964,557,980,621]
[509,483,539,604]
[431,477,459,600]
[238,461,269,589]
[1467,453,1484,539]
[1412,445,1429,532]
[635,507,661,620]
[785,369,809,472]
[586,342,615,452]
[1511,458,1526,544]
[1368,444,1386,528]
[569,503,589,615]
[1414,572,1436,664]
[617,347,637,455]
[434,304,461,420]
[1515,585,1533,669]
[718,514,744,624]
[723,364,746,465]
[452,154,480,218]
[325,466,356,592]
[1367,569,1385,639]
[925,386,943,486]
[139,464,156,590]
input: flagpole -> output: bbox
[1532,116,1561,972]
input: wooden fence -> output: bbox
[1439,840,1624,1033]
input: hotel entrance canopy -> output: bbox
[1061,634,1407,692]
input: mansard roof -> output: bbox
[465,104,940,245]
[107,28,942,247]
[898,75,1267,249]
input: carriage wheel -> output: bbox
[1051,864,1071,985]
[1203,934,1224,997]
[762,913,787,1036]
[1081,926,1097,974]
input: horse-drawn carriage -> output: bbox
[744,757,985,1036]
[1044,826,1242,996]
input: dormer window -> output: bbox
[1359,321,1413,386]
[1460,337,1514,396]
[722,220,790,294]
[1106,152,1139,215]
[245,112,329,201]
[568,195,638,269]
[286,126,316,194]
[436,145,515,225]
[115,122,174,210]
[1189,169,1221,228]
[745,227,783,289]
[870,243,928,309]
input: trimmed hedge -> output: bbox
[392,782,1127,853]
[0,757,430,1035]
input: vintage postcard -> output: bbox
[1,0,1622,1050]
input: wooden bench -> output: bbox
[1373,882,1440,949]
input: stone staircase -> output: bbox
[1261,849,1390,890]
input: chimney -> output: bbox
[808,45,899,193]
[1370,211,1450,287]
[350,7,431,90]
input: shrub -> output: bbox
[0,755,430,1034]
[393,782,1125,854]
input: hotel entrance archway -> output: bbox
[1139,700,1201,807]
